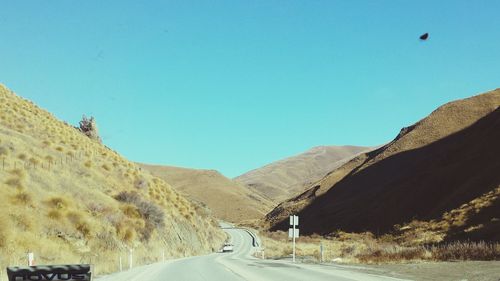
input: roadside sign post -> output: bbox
[27,253,34,266]
[289,215,299,263]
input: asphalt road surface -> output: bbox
[97,227,410,281]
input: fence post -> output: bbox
[128,249,133,269]
[119,255,122,271]
[28,252,35,266]
[320,242,324,263]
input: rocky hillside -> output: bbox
[0,84,225,274]
[267,89,500,242]
[235,145,371,203]
[138,164,274,222]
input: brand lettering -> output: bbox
[12,273,87,281]
[7,264,91,281]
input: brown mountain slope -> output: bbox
[267,89,500,242]
[138,164,275,222]
[0,84,225,273]
[235,145,371,203]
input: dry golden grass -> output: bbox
[259,230,500,264]
[139,163,275,222]
[0,84,226,274]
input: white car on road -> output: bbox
[221,243,234,253]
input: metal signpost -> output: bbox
[288,215,299,263]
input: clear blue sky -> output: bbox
[1,1,499,177]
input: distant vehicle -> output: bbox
[221,243,234,253]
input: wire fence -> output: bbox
[0,149,109,172]
[0,249,172,281]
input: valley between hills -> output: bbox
[1,84,499,280]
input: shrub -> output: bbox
[115,191,142,203]
[86,202,109,216]
[431,241,500,261]
[115,191,165,232]
[78,115,102,143]
[137,200,165,228]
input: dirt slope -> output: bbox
[138,164,274,223]
[267,89,500,242]
[0,84,225,273]
[235,146,371,203]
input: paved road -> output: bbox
[97,227,410,281]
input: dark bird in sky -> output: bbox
[419,33,429,40]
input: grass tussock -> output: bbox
[66,211,95,238]
[5,177,23,188]
[47,209,63,220]
[11,191,32,205]
[45,196,69,209]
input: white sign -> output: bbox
[289,215,299,263]
[288,228,299,238]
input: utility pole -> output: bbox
[289,215,299,263]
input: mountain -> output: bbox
[266,89,500,242]
[235,145,371,203]
[0,84,225,274]
[138,164,274,223]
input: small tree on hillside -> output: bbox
[78,115,102,143]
